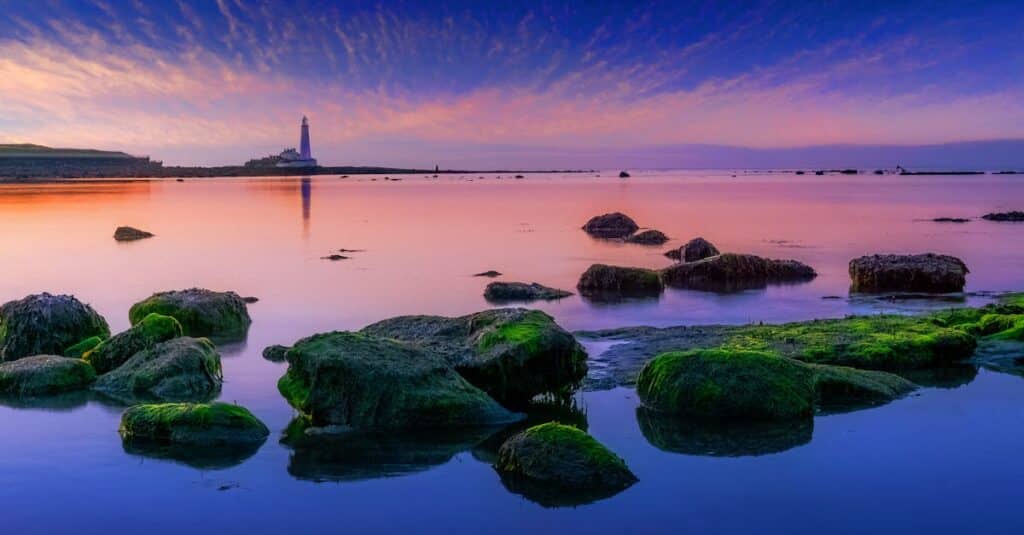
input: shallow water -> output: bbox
[1,171,1023,533]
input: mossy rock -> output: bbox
[636,407,813,457]
[361,308,587,407]
[279,331,521,430]
[262,344,290,362]
[483,282,573,303]
[128,288,251,341]
[576,264,664,299]
[976,314,1024,336]
[84,313,183,374]
[0,355,96,396]
[93,337,222,404]
[660,253,816,292]
[808,364,917,409]
[64,336,103,358]
[495,423,636,506]
[119,402,268,446]
[637,349,816,421]
[849,253,968,293]
[0,293,109,362]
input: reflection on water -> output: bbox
[122,438,265,470]
[636,407,813,457]
[300,176,311,235]
[898,364,980,389]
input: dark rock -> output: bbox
[515,175,524,179]
[262,344,290,362]
[932,217,970,223]
[321,254,348,261]
[681,237,720,262]
[473,270,502,278]
[663,249,682,260]
[0,293,110,362]
[982,211,1024,222]
[618,171,630,178]
[484,282,572,302]
[625,229,669,245]
[0,355,96,396]
[84,313,183,374]
[849,253,968,293]
[361,308,587,407]
[64,336,103,358]
[577,264,664,298]
[581,212,639,238]
[93,337,222,403]
[495,422,637,506]
[128,288,251,341]
[114,226,154,241]
[119,402,269,446]
[242,296,259,304]
[661,253,816,292]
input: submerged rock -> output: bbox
[932,217,970,223]
[661,253,816,292]
[278,331,521,430]
[113,226,154,241]
[129,288,251,341]
[484,282,572,302]
[681,237,720,262]
[637,408,813,457]
[495,422,637,506]
[0,293,110,362]
[577,264,664,298]
[119,402,268,446]
[84,313,183,374]
[361,308,587,407]
[473,270,502,278]
[618,171,631,178]
[261,344,290,362]
[93,337,222,403]
[625,229,669,245]
[581,212,639,238]
[0,355,96,396]
[981,211,1024,222]
[849,253,968,293]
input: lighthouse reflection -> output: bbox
[301,176,311,234]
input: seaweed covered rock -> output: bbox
[849,253,968,293]
[495,423,636,506]
[0,293,110,362]
[93,337,222,403]
[119,402,268,446]
[581,212,639,238]
[278,331,520,430]
[262,344,290,362]
[113,226,154,241]
[361,309,587,407]
[809,364,917,408]
[681,237,720,262]
[63,336,103,358]
[483,282,572,302]
[636,349,816,421]
[661,253,816,292]
[576,264,664,298]
[626,229,669,245]
[0,355,96,396]
[128,288,251,341]
[84,313,183,374]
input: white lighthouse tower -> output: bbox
[276,116,318,168]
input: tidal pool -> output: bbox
[1,171,1023,533]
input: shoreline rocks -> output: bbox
[129,288,251,341]
[982,211,1024,222]
[484,282,572,302]
[582,212,639,238]
[83,313,182,374]
[625,229,669,245]
[680,237,720,262]
[849,253,968,293]
[0,355,96,396]
[0,293,110,362]
[113,226,154,241]
[94,337,223,403]
[661,253,816,292]
[119,402,269,446]
[577,264,664,298]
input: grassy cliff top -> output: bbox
[0,144,137,159]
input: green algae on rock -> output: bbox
[576,264,664,299]
[93,337,222,404]
[261,344,290,362]
[660,253,816,292]
[495,422,637,507]
[0,293,110,362]
[119,402,268,446]
[0,355,96,396]
[849,253,968,293]
[808,363,917,409]
[128,288,251,341]
[63,336,103,358]
[483,282,573,303]
[361,308,587,407]
[84,313,183,374]
[279,331,521,430]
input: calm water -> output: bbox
[1,171,1023,533]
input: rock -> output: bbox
[495,422,636,506]
[681,237,720,262]
[625,229,668,245]
[618,171,630,178]
[576,264,664,298]
[113,226,154,241]
[0,355,96,396]
[809,364,917,409]
[93,337,222,403]
[361,308,587,407]
[849,253,968,293]
[242,296,259,304]
[473,270,502,278]
[83,313,183,374]
[278,331,521,430]
[663,249,682,260]
[981,211,1024,222]
[321,254,348,261]
[636,408,813,457]
[128,288,251,341]
[262,344,290,362]
[581,212,639,238]
[119,402,269,446]
[0,293,110,362]
[483,282,572,302]
[63,336,103,358]
[637,348,816,421]
[932,217,970,223]
[661,253,816,291]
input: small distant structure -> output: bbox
[276,116,318,168]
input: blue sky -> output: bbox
[1,0,1022,167]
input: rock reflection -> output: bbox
[898,364,979,389]
[122,438,265,470]
[0,390,92,411]
[496,471,632,508]
[972,340,1024,379]
[471,398,589,465]
[637,408,812,457]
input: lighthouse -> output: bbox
[299,116,312,160]
[276,116,318,168]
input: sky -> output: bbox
[1,0,1022,168]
